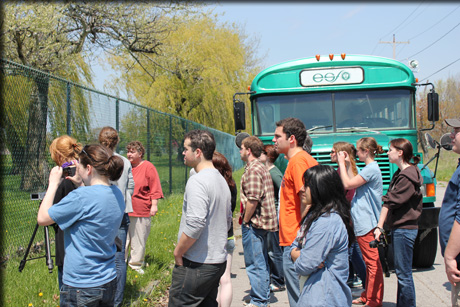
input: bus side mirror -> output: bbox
[427,92,439,122]
[234,102,246,131]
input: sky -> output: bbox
[95,2,460,97]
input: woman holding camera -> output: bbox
[338,137,384,307]
[374,138,422,307]
[49,135,82,289]
[38,144,125,306]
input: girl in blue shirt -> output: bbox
[38,144,125,306]
[338,137,384,307]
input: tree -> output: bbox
[105,12,261,134]
[1,1,200,190]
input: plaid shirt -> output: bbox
[240,159,278,231]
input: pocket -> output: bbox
[76,287,104,306]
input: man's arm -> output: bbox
[445,220,460,286]
[243,199,258,223]
[150,199,158,216]
[173,233,197,266]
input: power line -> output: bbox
[406,21,460,59]
[408,5,460,40]
[419,57,460,82]
[379,1,424,40]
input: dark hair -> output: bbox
[300,164,355,246]
[264,144,279,163]
[242,136,264,158]
[276,117,306,148]
[333,141,358,176]
[213,152,236,188]
[99,126,119,150]
[184,129,216,160]
[390,138,421,165]
[357,137,384,158]
[126,141,145,158]
[303,133,313,154]
[79,144,124,181]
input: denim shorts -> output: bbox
[227,238,236,253]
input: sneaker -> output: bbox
[269,283,286,292]
[134,268,145,275]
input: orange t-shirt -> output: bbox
[279,150,318,246]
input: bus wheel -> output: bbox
[412,227,438,268]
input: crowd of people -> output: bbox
[37,114,460,307]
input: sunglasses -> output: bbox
[80,146,96,163]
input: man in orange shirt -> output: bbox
[272,117,318,306]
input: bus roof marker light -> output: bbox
[341,53,346,60]
[315,55,320,61]
[329,54,334,60]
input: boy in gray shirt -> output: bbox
[169,130,231,307]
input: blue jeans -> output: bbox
[283,246,300,306]
[168,258,226,307]
[60,278,117,307]
[348,241,367,285]
[114,213,130,307]
[242,224,271,307]
[267,231,285,287]
[392,228,417,307]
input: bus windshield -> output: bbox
[253,89,414,135]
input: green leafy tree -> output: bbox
[106,12,261,134]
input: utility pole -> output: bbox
[379,34,410,59]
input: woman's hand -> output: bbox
[337,151,348,165]
[49,166,63,186]
[374,227,382,241]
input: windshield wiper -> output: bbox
[307,125,332,132]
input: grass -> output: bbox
[423,147,458,182]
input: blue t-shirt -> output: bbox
[439,159,460,263]
[351,161,383,236]
[48,185,125,287]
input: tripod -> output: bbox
[18,199,54,273]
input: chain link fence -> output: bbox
[0,58,243,260]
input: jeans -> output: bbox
[283,245,300,306]
[242,224,271,307]
[267,231,285,287]
[392,228,417,307]
[348,241,367,285]
[168,258,226,307]
[60,278,117,307]
[114,213,130,307]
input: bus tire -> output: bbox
[412,227,438,268]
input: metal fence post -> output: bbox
[66,82,71,135]
[115,99,119,152]
[146,109,150,161]
[169,115,172,194]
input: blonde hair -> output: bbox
[333,141,358,176]
[49,135,82,166]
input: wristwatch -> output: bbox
[242,221,251,228]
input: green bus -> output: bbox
[234,54,440,268]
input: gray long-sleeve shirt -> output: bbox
[178,168,231,264]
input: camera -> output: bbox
[369,234,388,248]
[30,192,46,200]
[62,166,76,178]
